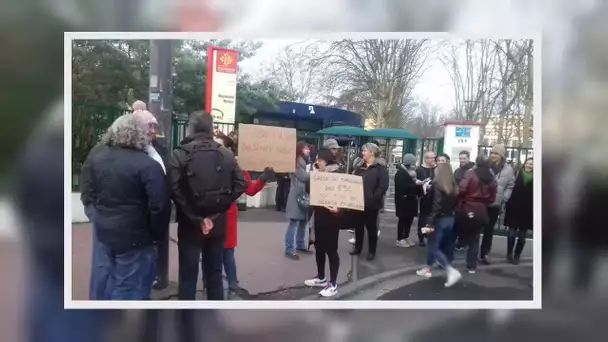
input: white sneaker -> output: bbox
[445,268,462,287]
[467,269,476,274]
[319,284,338,297]
[405,238,416,247]
[396,239,409,247]
[348,237,356,244]
[416,267,432,278]
[304,277,328,287]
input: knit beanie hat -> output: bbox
[403,153,417,166]
[491,144,506,159]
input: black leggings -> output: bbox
[354,209,379,254]
[397,215,415,241]
[314,223,340,286]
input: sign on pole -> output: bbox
[237,124,297,173]
[206,46,238,124]
[310,172,365,211]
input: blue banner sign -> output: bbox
[455,127,471,138]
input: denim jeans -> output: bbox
[223,248,238,290]
[178,236,225,300]
[85,205,113,300]
[285,219,307,253]
[98,245,157,300]
[426,216,455,268]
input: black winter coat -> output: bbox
[90,145,171,253]
[353,161,389,211]
[394,165,421,217]
[503,172,533,230]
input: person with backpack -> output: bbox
[169,111,248,300]
[456,156,497,273]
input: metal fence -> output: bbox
[72,103,127,191]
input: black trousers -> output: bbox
[155,225,170,282]
[397,215,415,241]
[480,206,501,257]
[314,222,340,285]
[275,178,290,210]
[354,209,379,254]
[417,201,431,239]
[507,226,529,257]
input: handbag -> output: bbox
[296,190,310,211]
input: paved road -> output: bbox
[378,265,533,301]
[71,209,534,300]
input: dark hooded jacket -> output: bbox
[454,161,476,184]
[457,167,498,222]
[352,158,389,211]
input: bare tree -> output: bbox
[438,39,500,123]
[263,41,324,102]
[403,99,447,138]
[315,39,432,128]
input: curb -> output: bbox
[303,258,533,301]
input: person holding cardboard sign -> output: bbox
[304,149,343,297]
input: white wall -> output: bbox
[443,124,480,170]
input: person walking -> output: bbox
[415,151,437,246]
[88,115,171,300]
[284,142,312,260]
[456,156,497,273]
[350,143,389,261]
[304,149,343,297]
[504,157,533,265]
[416,163,462,287]
[480,144,516,265]
[170,110,248,300]
[394,153,420,248]
[214,133,275,294]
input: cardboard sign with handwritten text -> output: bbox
[237,124,297,173]
[310,171,365,211]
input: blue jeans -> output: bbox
[85,205,112,300]
[285,219,307,253]
[178,236,225,300]
[98,245,157,300]
[223,248,239,290]
[426,216,455,269]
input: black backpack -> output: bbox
[178,140,235,216]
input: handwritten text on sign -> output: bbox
[310,172,364,211]
[237,124,297,173]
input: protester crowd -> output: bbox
[81,102,533,300]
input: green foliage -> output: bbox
[72,39,282,116]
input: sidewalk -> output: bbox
[71,209,534,300]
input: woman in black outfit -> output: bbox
[304,149,342,297]
[350,143,389,261]
[394,153,421,248]
[504,157,533,264]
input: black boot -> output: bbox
[418,235,426,247]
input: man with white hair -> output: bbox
[132,108,171,290]
[132,100,147,111]
[87,115,171,300]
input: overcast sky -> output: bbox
[239,39,456,113]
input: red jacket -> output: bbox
[225,171,265,249]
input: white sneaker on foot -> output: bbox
[348,237,356,244]
[445,268,462,287]
[396,239,409,247]
[319,284,338,297]
[304,277,328,287]
[416,267,432,278]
